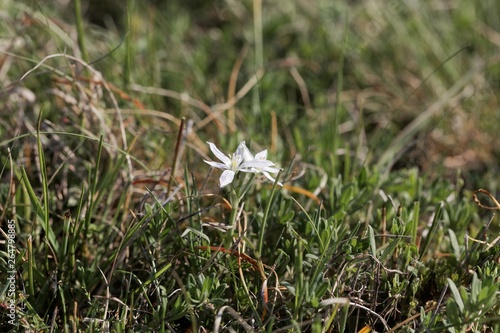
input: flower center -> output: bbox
[230,154,242,171]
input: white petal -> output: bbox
[219,170,236,187]
[260,165,281,174]
[239,168,260,173]
[207,142,231,166]
[261,171,283,186]
[240,159,275,169]
[254,149,268,160]
[204,160,228,170]
[239,141,254,161]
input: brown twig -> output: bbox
[472,189,500,210]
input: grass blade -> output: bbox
[419,202,443,261]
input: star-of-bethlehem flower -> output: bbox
[204,141,282,188]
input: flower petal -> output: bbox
[239,168,260,173]
[239,141,255,161]
[219,170,236,187]
[207,141,231,166]
[261,171,283,186]
[259,165,281,174]
[240,159,276,170]
[254,149,268,160]
[204,160,228,170]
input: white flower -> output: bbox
[204,141,280,188]
[240,144,283,186]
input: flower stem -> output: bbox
[257,170,282,258]
[239,174,255,201]
[226,188,239,247]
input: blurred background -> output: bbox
[2,0,499,189]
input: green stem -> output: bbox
[257,170,282,257]
[124,0,133,87]
[225,188,239,248]
[74,0,87,62]
[252,0,263,115]
[331,10,348,176]
[239,174,256,201]
[27,235,34,299]
[294,238,304,322]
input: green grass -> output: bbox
[1,0,500,332]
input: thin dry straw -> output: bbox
[19,53,133,175]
